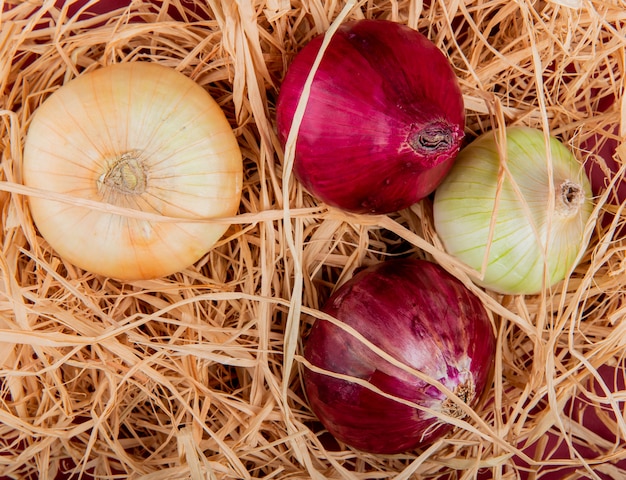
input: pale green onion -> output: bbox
[433,126,593,295]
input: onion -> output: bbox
[433,126,593,295]
[303,258,495,454]
[276,19,465,214]
[22,62,243,281]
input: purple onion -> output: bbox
[276,19,465,214]
[303,259,495,453]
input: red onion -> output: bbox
[276,20,465,214]
[303,259,495,453]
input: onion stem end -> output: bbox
[408,120,463,166]
[98,151,147,196]
[558,180,585,217]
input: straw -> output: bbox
[1,0,625,478]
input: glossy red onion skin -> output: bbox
[303,259,495,454]
[276,20,465,214]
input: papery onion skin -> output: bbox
[22,62,243,281]
[276,19,465,214]
[433,126,593,296]
[303,259,495,454]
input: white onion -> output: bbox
[433,126,593,295]
[22,63,243,281]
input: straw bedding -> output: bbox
[1,0,625,478]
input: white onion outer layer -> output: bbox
[23,62,242,280]
[433,126,593,295]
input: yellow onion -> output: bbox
[433,126,593,295]
[22,62,242,280]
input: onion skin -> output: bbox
[276,19,465,214]
[433,126,593,295]
[303,259,495,454]
[23,62,242,281]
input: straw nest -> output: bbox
[1,0,625,478]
